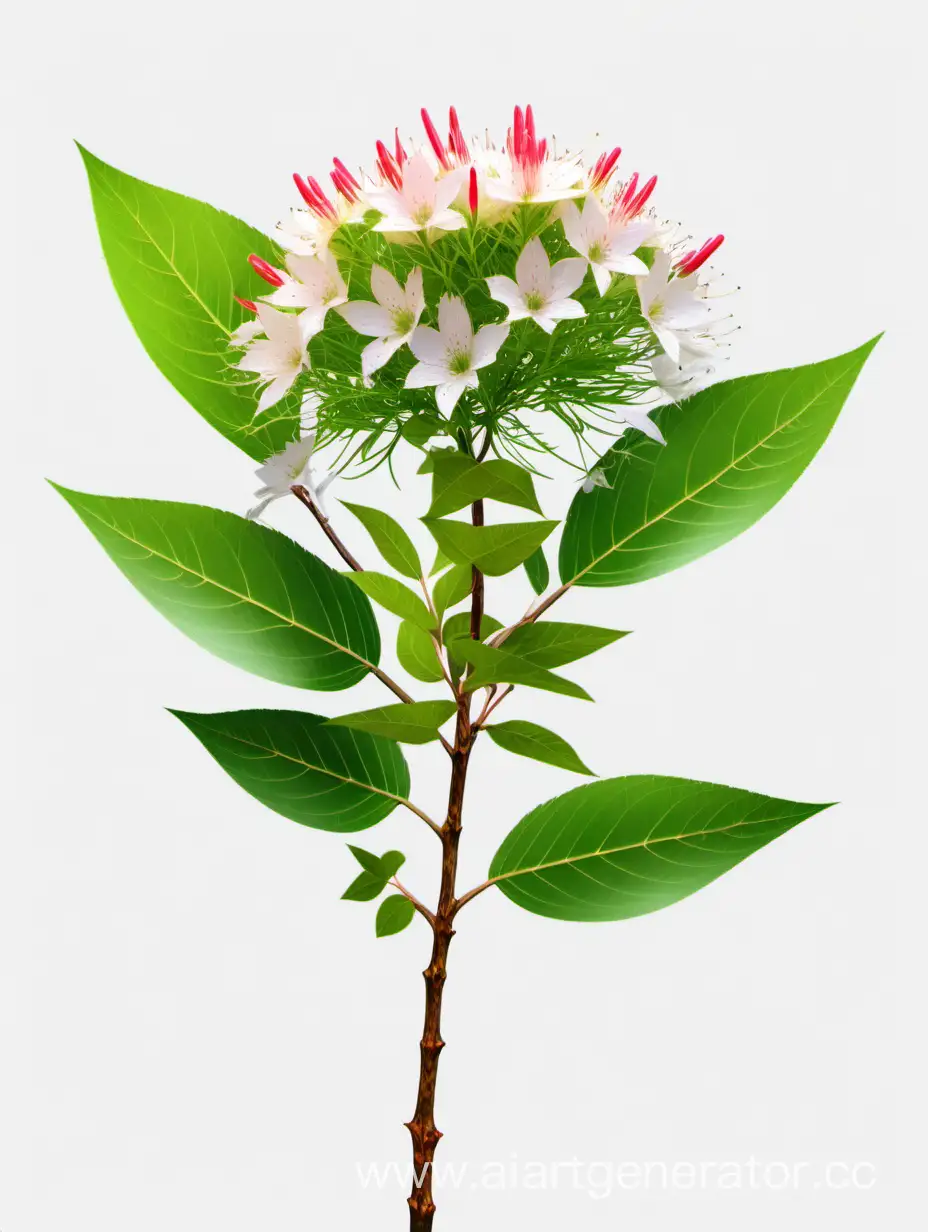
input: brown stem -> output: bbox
[406,496,485,1232]
[290,484,363,572]
[470,498,484,641]
[406,697,472,1231]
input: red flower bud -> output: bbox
[247,254,284,287]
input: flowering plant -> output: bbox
[58,105,877,1230]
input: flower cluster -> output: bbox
[230,105,732,474]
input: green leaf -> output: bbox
[423,518,559,577]
[328,700,457,744]
[442,612,504,680]
[432,563,473,617]
[342,845,406,900]
[489,775,832,921]
[559,338,881,588]
[483,720,595,776]
[523,545,550,595]
[396,621,444,683]
[77,145,297,460]
[346,572,435,631]
[450,640,592,701]
[376,895,416,937]
[54,486,380,690]
[417,446,457,474]
[340,502,422,579]
[503,622,629,668]
[342,870,389,901]
[428,454,543,517]
[430,546,454,576]
[170,709,410,833]
[347,844,405,877]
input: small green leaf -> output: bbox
[559,337,881,588]
[442,612,504,680]
[400,417,443,449]
[523,545,550,594]
[396,621,444,682]
[428,455,543,517]
[376,895,416,937]
[422,518,559,576]
[483,720,595,775]
[170,709,410,833]
[503,622,629,668]
[342,870,389,901]
[328,700,458,744]
[490,776,833,921]
[78,146,297,459]
[346,572,435,630]
[54,487,380,690]
[432,563,473,617]
[418,447,457,474]
[430,546,454,575]
[341,845,406,900]
[341,502,422,579]
[449,640,592,700]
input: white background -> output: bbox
[3,1,923,1228]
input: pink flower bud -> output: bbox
[676,234,725,275]
[468,166,478,215]
[234,295,257,312]
[421,107,451,170]
[247,254,284,287]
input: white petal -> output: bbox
[654,324,681,363]
[515,237,552,297]
[545,297,586,322]
[624,409,666,445]
[428,209,467,233]
[591,263,613,296]
[256,372,297,414]
[229,319,263,346]
[246,494,279,520]
[432,167,468,211]
[298,307,328,344]
[361,334,405,378]
[401,152,438,211]
[435,376,474,415]
[409,325,446,364]
[438,296,474,350]
[486,275,525,311]
[372,213,421,232]
[255,302,302,348]
[605,253,649,277]
[405,361,449,389]
[529,310,557,334]
[559,200,585,254]
[471,323,509,369]
[405,266,425,315]
[549,257,587,299]
[338,300,393,336]
[370,264,404,312]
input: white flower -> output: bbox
[405,295,509,414]
[246,433,334,521]
[637,252,714,363]
[561,195,652,294]
[273,208,323,256]
[486,237,586,334]
[338,266,425,378]
[262,250,349,342]
[651,353,713,402]
[366,152,467,234]
[234,303,308,415]
[483,105,585,205]
[581,467,611,493]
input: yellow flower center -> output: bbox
[448,349,472,375]
[393,308,416,335]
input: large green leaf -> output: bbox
[502,621,629,668]
[78,146,298,459]
[483,720,594,776]
[340,502,422,579]
[559,338,880,587]
[427,454,543,517]
[53,486,380,690]
[171,709,411,833]
[423,518,559,576]
[328,700,457,744]
[489,775,831,921]
[450,640,592,700]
